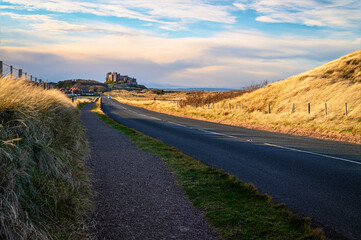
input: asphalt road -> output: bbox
[101,97,361,240]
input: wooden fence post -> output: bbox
[290,104,295,114]
[10,65,13,78]
[18,69,22,79]
[345,103,348,116]
[308,103,311,114]
[0,61,3,78]
[325,103,327,115]
[268,103,271,114]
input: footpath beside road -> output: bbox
[81,103,218,239]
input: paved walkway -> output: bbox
[81,103,218,240]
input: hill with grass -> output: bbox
[55,79,109,92]
[0,77,92,239]
[230,49,361,113]
[218,49,361,141]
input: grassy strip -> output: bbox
[0,77,92,239]
[92,98,325,240]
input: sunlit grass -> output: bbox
[0,76,92,239]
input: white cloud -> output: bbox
[1,12,141,35]
[3,0,236,30]
[1,26,359,87]
[234,0,361,28]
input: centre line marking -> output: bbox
[200,129,238,139]
[168,121,187,127]
[264,143,361,165]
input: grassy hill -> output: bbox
[111,49,361,143]
[0,77,92,239]
[230,49,360,114]
[55,79,109,92]
[224,49,361,139]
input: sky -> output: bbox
[0,0,360,88]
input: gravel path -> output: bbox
[81,103,219,240]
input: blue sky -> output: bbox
[0,0,360,88]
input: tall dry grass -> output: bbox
[113,50,361,143]
[0,77,91,239]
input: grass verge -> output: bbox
[0,77,92,239]
[92,98,325,240]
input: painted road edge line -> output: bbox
[264,143,361,165]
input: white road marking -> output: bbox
[200,129,238,139]
[168,121,187,127]
[147,116,161,121]
[264,143,361,165]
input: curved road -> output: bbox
[101,97,361,240]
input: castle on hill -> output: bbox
[105,72,137,85]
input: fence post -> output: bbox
[345,103,348,116]
[308,103,311,114]
[325,103,327,115]
[268,103,271,114]
[10,65,13,78]
[35,77,37,83]
[0,61,3,78]
[25,72,27,81]
[229,103,231,110]
[18,69,22,79]
[290,104,295,114]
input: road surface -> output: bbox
[101,97,361,240]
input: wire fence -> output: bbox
[148,98,351,116]
[0,60,51,89]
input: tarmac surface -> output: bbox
[81,103,219,240]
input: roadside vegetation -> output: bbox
[75,97,94,109]
[109,50,361,144]
[92,98,325,240]
[0,77,92,239]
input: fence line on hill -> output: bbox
[150,98,350,116]
[0,60,50,89]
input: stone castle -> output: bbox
[105,72,137,85]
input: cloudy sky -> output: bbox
[0,0,360,88]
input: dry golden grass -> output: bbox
[0,76,91,239]
[110,50,361,144]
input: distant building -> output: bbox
[105,72,137,85]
